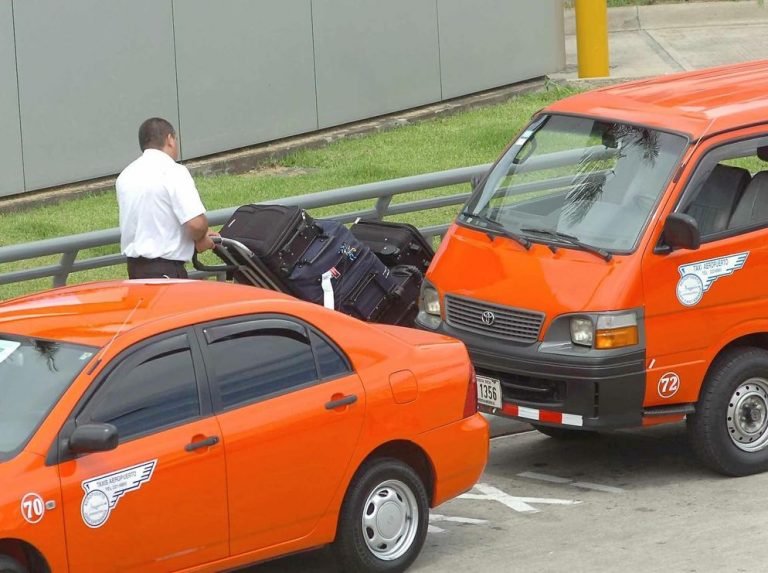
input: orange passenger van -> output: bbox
[416,61,768,477]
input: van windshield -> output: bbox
[461,114,688,253]
[0,335,95,461]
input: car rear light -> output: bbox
[463,364,478,418]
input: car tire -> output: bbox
[688,347,768,476]
[332,457,429,573]
[0,555,26,573]
[532,424,598,440]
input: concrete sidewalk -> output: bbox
[553,0,768,81]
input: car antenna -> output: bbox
[85,297,144,375]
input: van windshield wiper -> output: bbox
[520,227,612,261]
[460,211,531,249]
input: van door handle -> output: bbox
[325,395,358,410]
[185,436,220,452]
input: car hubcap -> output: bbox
[727,378,768,452]
[361,479,419,561]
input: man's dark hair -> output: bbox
[138,117,175,151]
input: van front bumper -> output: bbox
[418,318,646,430]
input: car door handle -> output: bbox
[185,436,220,452]
[325,394,358,410]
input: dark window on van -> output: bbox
[680,137,768,239]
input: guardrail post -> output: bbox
[373,195,393,220]
[53,251,78,287]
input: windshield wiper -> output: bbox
[520,227,612,262]
[460,211,531,249]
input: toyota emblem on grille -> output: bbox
[481,311,496,326]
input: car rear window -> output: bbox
[0,335,95,461]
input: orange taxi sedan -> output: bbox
[0,279,487,573]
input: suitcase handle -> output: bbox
[192,237,251,272]
[296,234,333,266]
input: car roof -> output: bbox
[546,60,768,139]
[0,280,295,347]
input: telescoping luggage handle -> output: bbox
[193,237,287,292]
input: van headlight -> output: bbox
[417,282,442,329]
[570,312,638,349]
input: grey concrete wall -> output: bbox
[173,0,319,159]
[1,0,564,198]
[313,0,442,129]
[0,1,23,197]
[13,0,179,191]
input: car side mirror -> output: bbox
[660,212,701,252]
[68,423,119,454]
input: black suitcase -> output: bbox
[376,265,423,326]
[349,219,435,274]
[220,204,322,276]
[286,220,396,321]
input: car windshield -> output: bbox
[461,114,688,253]
[0,335,95,461]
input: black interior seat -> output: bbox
[685,164,751,235]
[729,171,768,229]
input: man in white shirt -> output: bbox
[116,117,214,279]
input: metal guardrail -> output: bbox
[0,163,491,288]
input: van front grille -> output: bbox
[445,295,545,344]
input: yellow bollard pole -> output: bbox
[575,0,610,78]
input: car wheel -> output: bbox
[688,347,768,476]
[532,424,598,440]
[0,555,26,573]
[333,457,429,573]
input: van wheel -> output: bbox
[332,458,429,573]
[0,555,26,573]
[688,347,768,476]
[532,424,597,440]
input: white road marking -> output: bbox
[428,525,446,534]
[518,471,571,484]
[518,472,625,494]
[572,482,625,494]
[459,483,581,513]
[490,431,536,441]
[430,514,489,525]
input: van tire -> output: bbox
[332,458,429,573]
[0,555,26,573]
[688,347,768,476]
[532,424,598,440]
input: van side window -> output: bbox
[680,141,768,238]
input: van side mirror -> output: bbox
[659,213,700,252]
[68,423,119,454]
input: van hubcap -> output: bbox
[727,378,768,452]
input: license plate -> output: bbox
[476,375,502,409]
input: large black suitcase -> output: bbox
[349,219,435,274]
[286,219,396,321]
[219,204,321,276]
[376,265,423,326]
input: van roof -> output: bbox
[546,60,768,140]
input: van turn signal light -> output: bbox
[595,325,638,349]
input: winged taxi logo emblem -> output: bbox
[81,460,157,528]
[676,252,749,307]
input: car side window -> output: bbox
[79,334,200,441]
[310,330,351,379]
[205,320,319,410]
[680,137,768,239]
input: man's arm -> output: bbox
[184,214,215,252]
